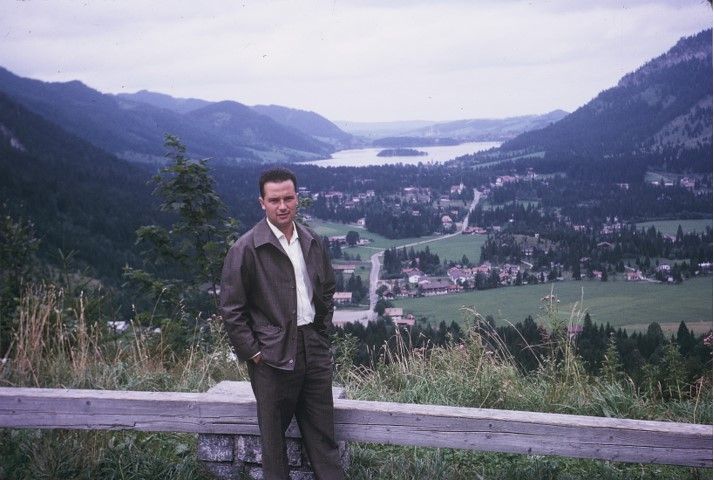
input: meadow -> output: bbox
[395,276,713,333]
[634,218,712,236]
[416,233,488,264]
[310,219,442,260]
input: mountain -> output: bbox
[252,104,358,149]
[335,112,568,142]
[0,92,154,280]
[187,101,334,159]
[497,30,712,165]
[117,92,356,151]
[405,110,569,141]
[335,120,437,139]
[116,89,211,114]
[0,67,333,164]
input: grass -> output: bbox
[415,233,488,264]
[1,282,711,479]
[0,284,247,480]
[394,276,713,332]
[338,312,712,479]
[310,218,443,260]
[634,219,712,236]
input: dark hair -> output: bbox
[259,167,298,198]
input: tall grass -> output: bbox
[1,283,247,480]
[1,282,711,479]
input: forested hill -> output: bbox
[493,29,712,171]
[116,90,212,114]
[187,101,334,158]
[0,67,334,165]
[252,104,358,149]
[0,92,155,280]
[404,110,569,142]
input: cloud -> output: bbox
[0,0,710,121]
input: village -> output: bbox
[308,169,712,324]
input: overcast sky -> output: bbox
[0,1,711,122]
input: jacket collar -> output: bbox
[253,218,317,252]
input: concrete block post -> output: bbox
[198,381,349,480]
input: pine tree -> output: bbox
[124,135,238,321]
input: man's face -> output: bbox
[259,180,298,233]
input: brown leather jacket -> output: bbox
[219,218,335,370]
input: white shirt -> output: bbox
[266,220,315,326]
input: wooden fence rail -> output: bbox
[0,385,711,468]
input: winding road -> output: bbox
[333,189,482,326]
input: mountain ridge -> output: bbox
[0,68,334,164]
[489,29,712,168]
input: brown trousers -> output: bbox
[247,324,344,480]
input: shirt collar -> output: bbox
[266,218,298,243]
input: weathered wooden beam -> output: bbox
[332,399,712,467]
[0,386,710,467]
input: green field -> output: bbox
[634,219,712,236]
[310,219,442,259]
[311,219,490,264]
[417,234,488,264]
[395,276,713,333]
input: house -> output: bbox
[420,278,461,296]
[450,183,465,195]
[475,262,492,274]
[328,235,348,245]
[333,263,358,271]
[494,175,517,187]
[384,307,403,323]
[681,177,696,190]
[395,313,416,327]
[403,268,425,284]
[333,292,353,305]
[625,271,644,281]
[323,191,344,200]
[447,266,474,283]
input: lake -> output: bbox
[305,141,501,168]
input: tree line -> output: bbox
[335,315,712,398]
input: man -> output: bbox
[219,167,344,480]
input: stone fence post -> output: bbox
[198,381,349,480]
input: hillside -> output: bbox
[335,111,568,142]
[405,110,569,141]
[187,101,334,159]
[0,93,154,280]
[116,90,211,114]
[494,30,712,169]
[252,104,358,149]
[0,67,333,164]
